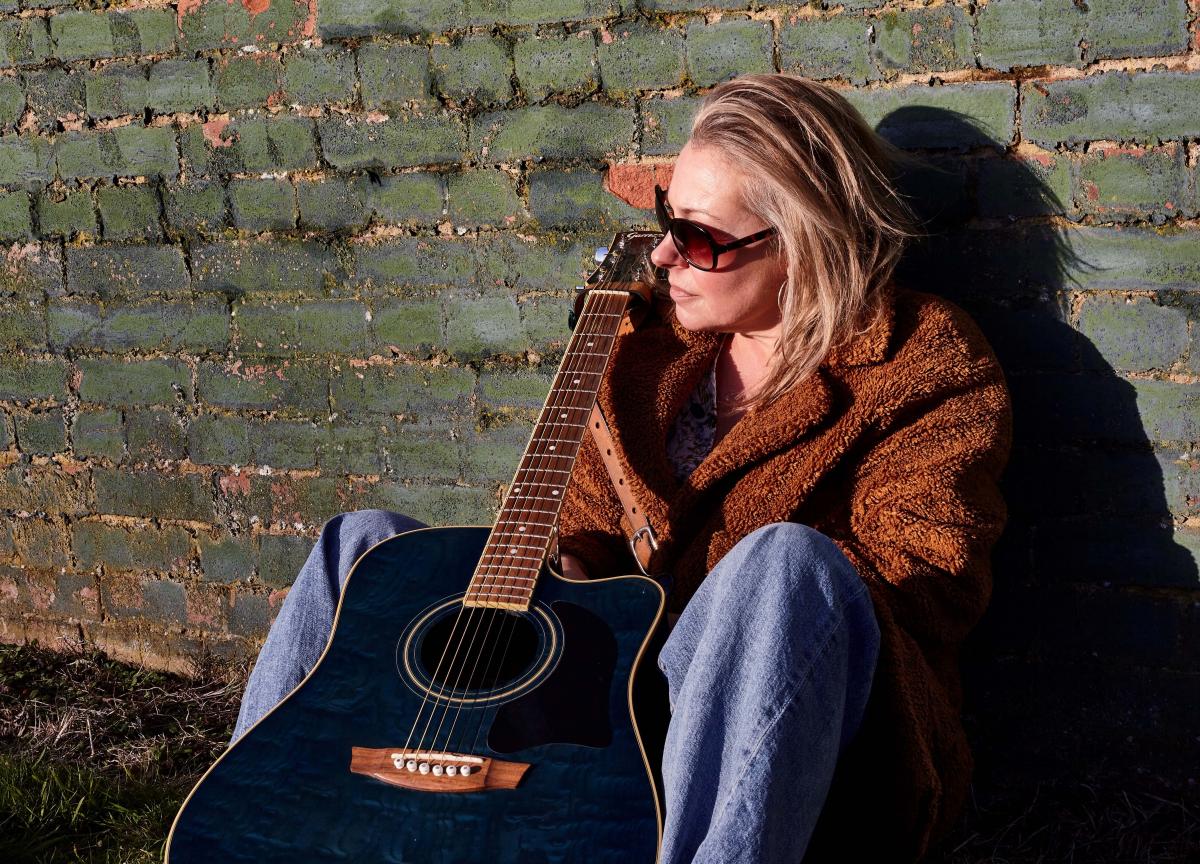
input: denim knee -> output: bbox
[320,509,427,590]
[726,522,866,601]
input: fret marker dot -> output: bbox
[587,341,594,346]
[572,378,580,384]
[552,490,559,496]
[518,526,526,532]
[510,548,517,554]
[559,413,567,419]
[549,445,555,451]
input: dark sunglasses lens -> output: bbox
[672,222,715,270]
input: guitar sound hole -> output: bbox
[418,608,543,696]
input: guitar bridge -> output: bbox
[349,747,530,793]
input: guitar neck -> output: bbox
[463,288,632,611]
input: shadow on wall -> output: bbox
[877,106,1198,796]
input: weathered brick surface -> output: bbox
[0,7,1192,804]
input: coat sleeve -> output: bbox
[829,328,1014,648]
[557,431,640,579]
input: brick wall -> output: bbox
[0,0,1196,793]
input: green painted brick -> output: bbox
[384,425,460,481]
[350,238,475,290]
[1077,145,1188,220]
[471,103,635,162]
[296,176,370,232]
[371,299,442,354]
[846,82,1017,150]
[446,295,526,358]
[84,63,148,119]
[686,19,773,88]
[243,474,344,525]
[477,368,552,409]
[597,22,683,97]
[368,173,445,224]
[476,234,594,293]
[235,299,374,357]
[199,533,254,584]
[0,358,68,401]
[98,184,162,241]
[318,0,466,37]
[282,46,356,105]
[23,67,86,133]
[190,240,340,296]
[447,169,522,227]
[188,413,252,465]
[95,468,212,521]
[182,115,317,175]
[78,357,191,406]
[639,0,744,8]
[871,7,974,75]
[519,296,571,350]
[36,188,97,239]
[50,11,114,62]
[0,463,88,513]
[432,36,512,105]
[73,520,191,573]
[148,59,214,114]
[116,8,176,56]
[363,482,495,526]
[15,517,70,570]
[178,0,311,53]
[257,533,310,588]
[55,126,178,181]
[1077,295,1188,372]
[528,167,642,229]
[0,18,51,68]
[66,245,189,298]
[126,408,185,461]
[0,412,8,451]
[780,15,871,85]
[164,180,226,236]
[0,190,31,239]
[318,424,385,474]
[977,151,1073,218]
[255,420,326,470]
[1023,70,1200,147]
[516,32,597,102]
[0,76,23,129]
[215,53,282,110]
[471,0,618,26]
[977,0,1084,71]
[0,298,44,351]
[197,359,329,413]
[462,422,529,481]
[358,43,432,110]
[15,409,66,454]
[71,409,124,461]
[50,299,229,353]
[1130,378,1200,442]
[318,113,464,171]
[228,177,296,232]
[0,136,53,188]
[331,364,474,417]
[1067,226,1200,289]
[1087,0,1190,61]
[225,591,270,637]
[642,96,701,156]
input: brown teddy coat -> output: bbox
[557,283,1013,861]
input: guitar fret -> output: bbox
[480,551,544,564]
[514,466,571,475]
[498,505,559,517]
[472,575,537,584]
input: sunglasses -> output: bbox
[654,184,777,271]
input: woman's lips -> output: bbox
[669,286,694,301]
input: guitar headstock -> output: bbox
[570,231,666,330]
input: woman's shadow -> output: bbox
[876,106,1198,858]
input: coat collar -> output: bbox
[597,286,899,550]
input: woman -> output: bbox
[232,74,1012,863]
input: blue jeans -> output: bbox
[232,510,880,864]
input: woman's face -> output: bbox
[649,141,788,337]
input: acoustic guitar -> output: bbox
[165,232,671,863]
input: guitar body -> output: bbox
[166,525,669,864]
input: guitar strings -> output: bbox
[409,290,625,763]
[424,291,622,760]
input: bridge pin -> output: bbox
[406,760,417,772]
[418,762,430,774]
[446,765,458,776]
[432,764,444,776]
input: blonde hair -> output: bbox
[685,73,923,411]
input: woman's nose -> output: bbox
[650,231,683,269]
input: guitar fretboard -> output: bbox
[463,288,630,610]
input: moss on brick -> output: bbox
[14,409,66,455]
[228,177,296,233]
[516,32,597,102]
[215,53,283,111]
[282,46,356,105]
[97,184,162,242]
[71,409,124,462]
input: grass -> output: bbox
[0,641,242,864]
[0,640,1195,862]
